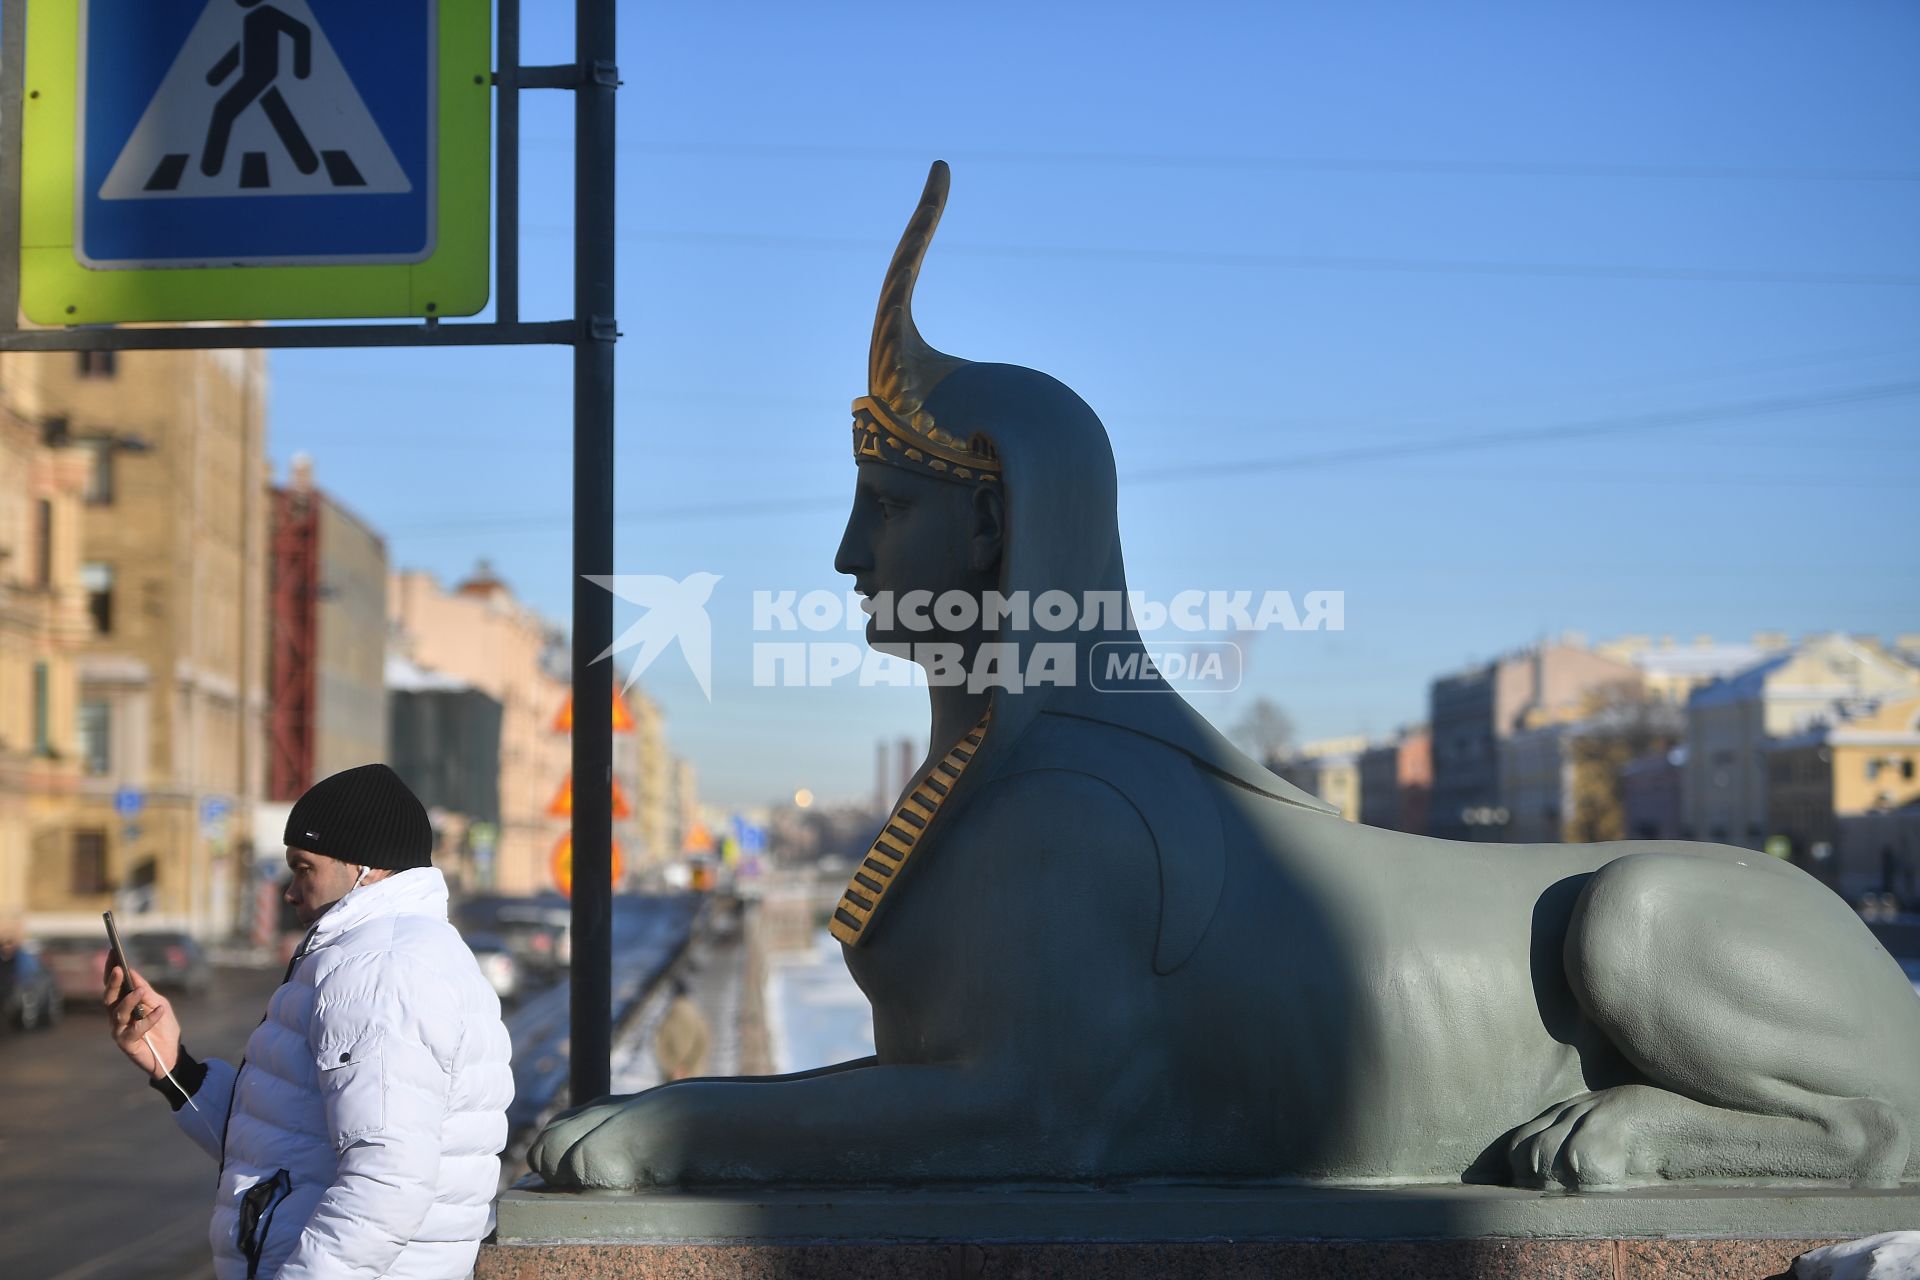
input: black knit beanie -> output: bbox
[284,763,434,870]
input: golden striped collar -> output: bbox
[830,709,991,946]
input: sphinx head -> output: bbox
[834,163,1124,668]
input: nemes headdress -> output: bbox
[851,161,1000,484]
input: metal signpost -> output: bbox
[0,0,618,1105]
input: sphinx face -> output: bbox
[835,459,1001,657]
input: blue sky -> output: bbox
[265,1,1920,808]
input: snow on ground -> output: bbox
[767,927,875,1073]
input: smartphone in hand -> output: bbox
[102,910,135,1000]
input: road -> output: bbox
[0,963,279,1280]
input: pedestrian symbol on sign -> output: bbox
[98,0,410,200]
[202,1,316,181]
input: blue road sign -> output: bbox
[730,816,766,855]
[113,786,144,818]
[77,0,435,269]
[22,0,490,322]
[199,795,232,825]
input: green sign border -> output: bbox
[19,0,491,324]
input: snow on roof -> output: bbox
[1631,643,1774,680]
[1687,651,1795,709]
[385,653,472,693]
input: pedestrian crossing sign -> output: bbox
[19,0,491,323]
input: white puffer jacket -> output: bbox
[174,868,514,1280]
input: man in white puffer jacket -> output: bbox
[107,763,514,1280]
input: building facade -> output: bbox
[2,348,268,938]
[1357,727,1430,834]
[1836,807,1920,907]
[673,756,700,857]
[1500,694,1684,845]
[386,653,504,892]
[613,687,673,870]
[1766,692,1920,887]
[388,565,571,895]
[267,456,389,800]
[1498,721,1575,844]
[1685,635,1920,851]
[0,384,90,939]
[1428,639,1641,841]
[1274,735,1367,822]
[1620,746,1686,842]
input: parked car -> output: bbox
[463,932,521,1002]
[0,945,61,1033]
[126,932,211,998]
[37,935,112,1004]
[455,896,571,978]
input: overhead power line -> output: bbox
[522,225,1920,289]
[1125,379,1920,482]
[384,377,1920,537]
[547,138,1920,185]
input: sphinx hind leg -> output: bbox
[1509,850,1918,1189]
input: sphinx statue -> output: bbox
[529,162,1920,1192]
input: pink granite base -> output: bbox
[477,1237,1836,1279]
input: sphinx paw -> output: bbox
[529,1094,678,1190]
[1506,1090,1633,1190]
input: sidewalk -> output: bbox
[608,908,744,1090]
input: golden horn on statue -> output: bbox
[851,160,999,482]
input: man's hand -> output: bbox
[104,965,181,1081]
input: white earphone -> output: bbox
[146,1029,218,1143]
[150,862,373,1142]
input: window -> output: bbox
[1905,759,1916,782]
[71,831,109,895]
[78,700,110,776]
[82,561,113,634]
[34,499,51,588]
[32,662,51,756]
[76,350,116,378]
[1867,759,1882,782]
[84,443,114,505]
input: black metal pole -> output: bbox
[569,0,617,1107]
[493,0,519,327]
[1,0,30,329]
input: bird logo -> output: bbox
[585,573,721,700]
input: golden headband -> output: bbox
[851,396,998,482]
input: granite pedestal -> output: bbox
[477,1180,1919,1278]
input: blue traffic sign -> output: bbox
[199,795,232,824]
[79,0,434,269]
[113,786,144,818]
[730,816,766,855]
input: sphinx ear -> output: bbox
[968,482,1004,575]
